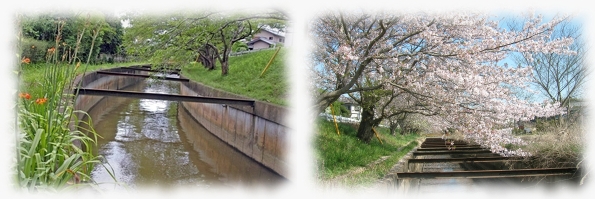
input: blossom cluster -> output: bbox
[311,11,572,155]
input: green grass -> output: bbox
[314,119,418,182]
[181,48,288,106]
[340,141,417,186]
[19,62,146,97]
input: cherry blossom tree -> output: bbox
[509,16,588,113]
[311,11,570,155]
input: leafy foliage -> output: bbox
[19,38,53,64]
[330,101,351,117]
[122,10,287,75]
[19,12,125,64]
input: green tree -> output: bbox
[19,12,123,64]
[330,101,350,117]
[122,10,287,75]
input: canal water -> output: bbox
[82,76,283,190]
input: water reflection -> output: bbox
[86,77,283,190]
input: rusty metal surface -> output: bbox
[123,67,181,74]
[75,88,255,106]
[136,65,182,72]
[413,150,493,156]
[421,144,481,148]
[416,147,484,151]
[396,168,577,179]
[96,71,189,82]
[407,157,517,163]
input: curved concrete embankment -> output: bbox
[179,76,289,179]
[71,66,289,180]
[72,66,148,125]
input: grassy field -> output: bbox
[181,48,288,106]
[315,119,419,186]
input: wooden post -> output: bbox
[372,127,383,144]
[260,47,282,78]
[330,104,340,136]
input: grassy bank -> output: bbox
[181,48,288,106]
[19,62,146,97]
[315,119,419,186]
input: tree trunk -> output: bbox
[356,106,380,143]
[389,122,399,136]
[199,54,215,70]
[198,46,217,70]
[221,60,229,75]
[315,94,342,113]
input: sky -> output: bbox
[1,0,594,199]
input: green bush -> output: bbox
[330,101,351,117]
[232,42,249,52]
[20,38,53,64]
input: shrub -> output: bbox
[20,38,53,64]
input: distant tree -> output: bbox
[122,10,287,75]
[510,16,588,111]
[99,15,124,57]
[330,101,351,117]
[19,12,122,64]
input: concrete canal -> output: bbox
[383,138,580,194]
[76,70,285,189]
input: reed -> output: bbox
[16,17,114,191]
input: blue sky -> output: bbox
[493,11,586,103]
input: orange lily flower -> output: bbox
[21,57,31,64]
[18,93,31,100]
[35,98,47,105]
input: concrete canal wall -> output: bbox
[72,66,148,125]
[178,106,284,183]
[179,76,289,179]
[70,67,289,179]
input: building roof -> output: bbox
[259,26,285,37]
[247,37,276,45]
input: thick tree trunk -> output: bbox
[356,106,381,143]
[198,45,217,70]
[199,55,215,70]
